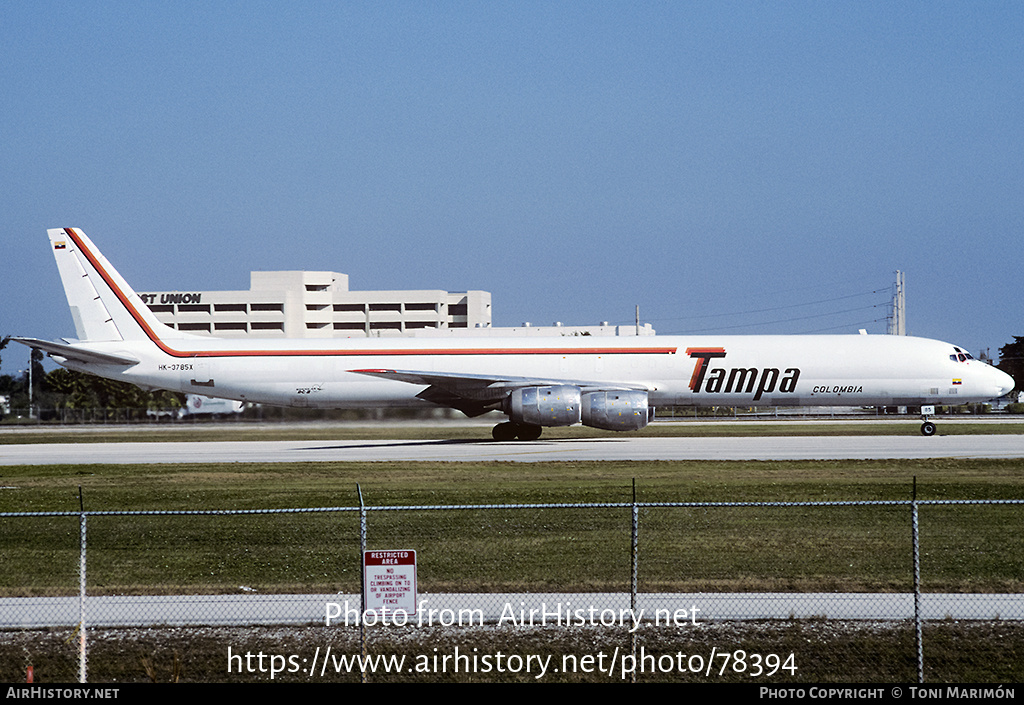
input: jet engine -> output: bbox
[506,385,581,427]
[505,386,652,432]
[581,390,652,431]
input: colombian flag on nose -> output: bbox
[953,379,962,385]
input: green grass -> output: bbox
[2,454,1023,683]
[1,458,1022,594]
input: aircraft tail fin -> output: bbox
[47,228,186,344]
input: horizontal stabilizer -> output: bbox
[11,337,139,366]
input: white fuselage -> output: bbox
[55,332,1011,411]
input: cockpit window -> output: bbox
[950,348,975,362]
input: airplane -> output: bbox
[13,228,1015,439]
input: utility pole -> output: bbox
[888,271,906,335]
[27,352,33,419]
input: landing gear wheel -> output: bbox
[920,421,936,436]
[492,422,544,441]
[515,423,543,441]
[492,422,518,441]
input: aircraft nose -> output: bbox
[993,366,1015,397]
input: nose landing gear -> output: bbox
[920,405,936,436]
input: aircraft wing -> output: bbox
[11,337,140,366]
[349,368,648,417]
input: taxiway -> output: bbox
[2,433,1023,465]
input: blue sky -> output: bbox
[3,1,1021,373]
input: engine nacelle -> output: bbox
[507,385,582,427]
[581,390,652,431]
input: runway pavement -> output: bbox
[2,433,1024,465]
[4,592,1021,628]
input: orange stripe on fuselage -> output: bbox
[63,228,678,360]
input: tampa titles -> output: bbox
[686,347,801,401]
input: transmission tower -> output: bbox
[888,270,906,335]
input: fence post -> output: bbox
[630,478,638,684]
[912,477,923,683]
[357,484,367,684]
[78,487,87,684]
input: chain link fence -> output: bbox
[2,493,1022,683]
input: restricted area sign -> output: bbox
[363,550,417,617]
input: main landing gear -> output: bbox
[492,421,543,441]
[920,405,936,437]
